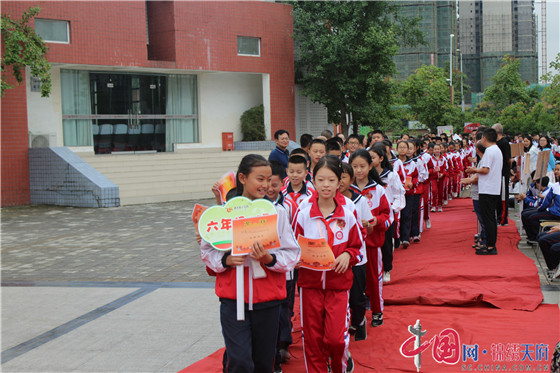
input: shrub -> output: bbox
[240,105,265,141]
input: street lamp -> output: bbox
[449,34,454,105]
[457,48,464,111]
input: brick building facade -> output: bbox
[1,1,295,206]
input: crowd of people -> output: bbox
[199,126,560,373]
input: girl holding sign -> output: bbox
[293,155,363,373]
[200,154,300,373]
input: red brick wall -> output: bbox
[2,1,295,136]
[1,68,30,206]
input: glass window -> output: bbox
[237,36,260,56]
[61,70,198,153]
[35,19,69,43]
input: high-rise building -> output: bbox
[459,0,537,100]
[392,1,458,79]
[393,0,538,104]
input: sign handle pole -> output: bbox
[236,265,244,320]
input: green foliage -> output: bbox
[1,6,51,97]
[541,53,560,124]
[483,55,531,112]
[400,65,456,132]
[291,0,423,135]
[240,105,265,141]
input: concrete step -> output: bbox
[77,149,269,205]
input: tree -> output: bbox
[541,53,560,123]
[400,65,455,132]
[291,1,423,135]
[482,55,531,113]
[1,6,51,97]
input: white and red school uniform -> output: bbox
[281,181,315,221]
[430,155,448,208]
[443,151,454,200]
[402,158,420,196]
[293,192,363,373]
[420,151,435,225]
[349,179,391,316]
[389,157,406,184]
[201,202,300,306]
[449,151,463,195]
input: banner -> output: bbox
[198,197,278,251]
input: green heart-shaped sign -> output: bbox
[198,197,277,250]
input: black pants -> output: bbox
[382,222,395,272]
[479,194,500,248]
[537,231,560,270]
[410,194,421,237]
[496,175,509,225]
[524,210,560,241]
[220,299,281,373]
[400,194,414,243]
[349,264,367,328]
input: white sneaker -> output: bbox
[383,271,391,283]
[438,206,443,212]
[553,266,560,280]
[431,207,436,212]
[448,196,453,201]
[453,192,457,198]
[426,219,431,229]
[443,200,448,205]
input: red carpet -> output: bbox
[181,303,559,372]
[384,198,543,311]
[180,198,557,373]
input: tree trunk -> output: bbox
[340,103,348,137]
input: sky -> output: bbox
[534,0,560,76]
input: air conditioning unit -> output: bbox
[29,133,57,148]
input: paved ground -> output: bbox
[1,198,559,372]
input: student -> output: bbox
[537,224,560,280]
[420,142,435,228]
[308,139,327,176]
[200,154,300,373]
[342,134,362,163]
[466,128,503,255]
[267,162,298,371]
[326,137,343,159]
[369,143,405,283]
[282,155,315,215]
[384,139,406,184]
[348,149,391,327]
[293,155,363,373]
[269,129,291,169]
[397,140,418,249]
[340,163,374,341]
[523,180,560,243]
[430,143,448,212]
[461,141,487,250]
[368,130,385,148]
[284,148,314,189]
[442,143,453,204]
[409,140,425,242]
[300,133,314,153]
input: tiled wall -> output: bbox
[29,148,120,208]
[1,67,30,206]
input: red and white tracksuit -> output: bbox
[349,180,391,315]
[430,155,448,208]
[293,192,363,373]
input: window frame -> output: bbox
[35,18,70,44]
[237,36,261,57]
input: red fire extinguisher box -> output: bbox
[222,132,234,151]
